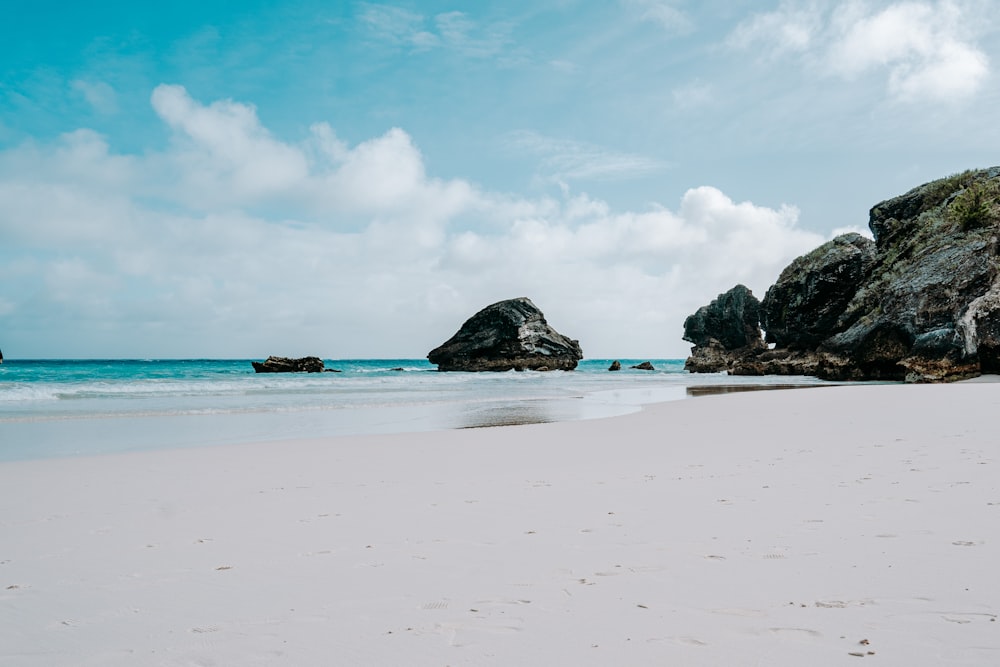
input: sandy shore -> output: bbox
[2,383,998,665]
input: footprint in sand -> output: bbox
[421,600,449,610]
[190,626,220,634]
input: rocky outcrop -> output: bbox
[608,360,622,371]
[682,284,765,372]
[686,167,1000,382]
[630,361,655,371]
[760,233,876,349]
[427,298,583,372]
[816,168,1000,382]
[252,356,325,373]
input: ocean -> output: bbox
[0,358,826,461]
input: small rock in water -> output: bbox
[251,356,325,373]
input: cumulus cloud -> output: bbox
[730,0,990,103]
[826,1,989,101]
[0,87,830,357]
[148,85,475,227]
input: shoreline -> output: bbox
[2,382,998,665]
[0,365,834,462]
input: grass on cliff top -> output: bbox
[919,169,978,215]
[947,178,1000,231]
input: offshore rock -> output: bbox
[608,360,622,371]
[630,361,655,370]
[252,356,325,373]
[427,297,583,372]
[682,285,765,372]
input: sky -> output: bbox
[2,0,999,359]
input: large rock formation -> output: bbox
[760,233,876,349]
[685,167,1000,382]
[428,298,583,371]
[682,284,765,372]
[817,168,1000,381]
[252,356,325,373]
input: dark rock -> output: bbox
[964,287,1000,373]
[427,297,583,372]
[252,356,325,373]
[693,166,1000,382]
[683,284,764,350]
[608,360,621,371]
[682,285,765,372]
[815,167,1000,382]
[683,340,733,374]
[630,361,655,370]
[760,233,876,349]
[323,368,343,372]
[730,348,821,376]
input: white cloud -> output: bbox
[730,0,990,103]
[624,0,694,35]
[147,85,476,225]
[357,4,512,57]
[356,3,436,49]
[726,1,820,56]
[827,1,989,101]
[151,84,310,201]
[506,130,668,184]
[671,79,714,109]
[71,79,119,115]
[0,87,830,358]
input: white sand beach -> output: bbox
[2,382,999,666]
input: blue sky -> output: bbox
[2,0,999,358]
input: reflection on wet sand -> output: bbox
[685,384,828,397]
[453,384,836,429]
[457,402,556,429]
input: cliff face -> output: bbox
[821,168,1000,381]
[760,233,876,350]
[685,167,1000,382]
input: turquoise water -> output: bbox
[0,359,825,461]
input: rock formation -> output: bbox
[608,360,622,371]
[427,298,583,371]
[252,356,325,373]
[682,284,765,372]
[685,166,1000,382]
[630,361,656,370]
[817,168,1000,381]
[760,233,876,349]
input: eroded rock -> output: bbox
[427,298,583,372]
